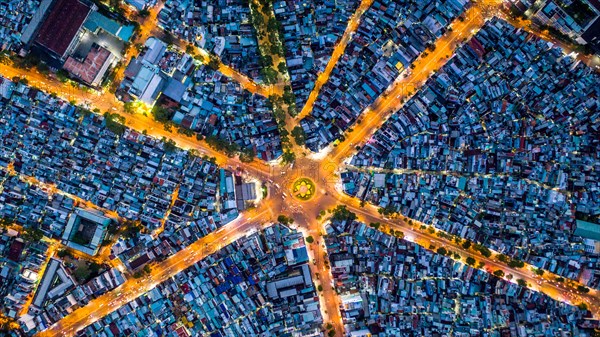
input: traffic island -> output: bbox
[292,178,316,201]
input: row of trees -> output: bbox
[266,95,295,163]
[354,210,597,303]
[250,0,286,86]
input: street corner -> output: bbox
[318,160,342,185]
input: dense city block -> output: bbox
[345,18,600,287]
[0,0,600,335]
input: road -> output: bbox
[191,46,280,97]
[112,2,165,85]
[6,164,121,221]
[496,8,600,70]
[350,165,572,197]
[0,62,275,179]
[37,208,271,337]
[116,1,276,97]
[347,203,600,313]
[13,0,600,335]
[330,3,491,163]
[6,166,127,269]
[297,0,374,119]
[250,0,290,92]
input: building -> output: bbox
[28,0,131,86]
[532,0,600,41]
[30,258,75,310]
[119,37,169,105]
[83,11,134,43]
[282,232,309,266]
[61,208,112,256]
[575,220,600,241]
[125,0,154,11]
[34,0,93,61]
[62,43,116,87]
[19,0,56,46]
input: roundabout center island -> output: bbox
[291,177,316,201]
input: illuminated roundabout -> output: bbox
[291,177,316,201]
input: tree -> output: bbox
[437,247,448,256]
[277,61,287,73]
[267,17,279,33]
[123,102,135,114]
[534,268,544,276]
[493,270,505,277]
[151,105,173,123]
[204,135,239,157]
[0,51,10,65]
[207,54,220,70]
[461,240,472,250]
[103,112,126,135]
[317,284,323,291]
[331,205,357,222]
[239,147,256,163]
[516,279,527,287]
[0,313,19,331]
[260,55,273,68]
[185,44,195,55]
[378,205,396,216]
[555,277,565,283]
[261,67,278,84]
[306,236,314,244]
[369,222,380,230]
[496,254,509,263]
[57,249,71,258]
[473,243,492,258]
[143,264,151,274]
[22,228,44,242]
[291,126,306,146]
[282,85,296,108]
[123,220,142,239]
[507,259,525,269]
[89,262,101,274]
[577,285,590,293]
[277,215,293,225]
[466,257,476,266]
[163,139,177,153]
[177,127,194,137]
[162,31,177,46]
[56,69,69,83]
[281,150,296,164]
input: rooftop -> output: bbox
[35,0,91,58]
[575,220,600,241]
[63,43,114,86]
